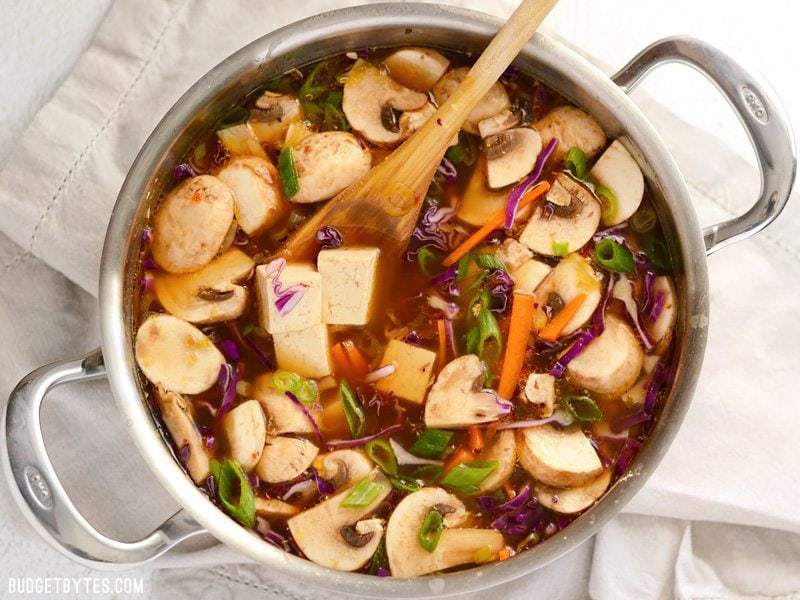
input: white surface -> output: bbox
[0,1,798,599]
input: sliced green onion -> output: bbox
[365,439,398,475]
[445,133,478,166]
[340,381,365,438]
[369,537,388,575]
[278,147,300,198]
[456,252,473,281]
[473,253,507,272]
[389,475,422,493]
[419,509,444,553]
[595,184,619,224]
[559,394,603,422]
[271,370,318,406]
[341,477,382,508]
[594,238,634,273]
[193,143,206,162]
[410,429,454,459]
[439,460,498,494]
[551,241,570,257]
[630,206,657,233]
[417,247,442,276]
[209,459,256,528]
[643,236,671,272]
[477,308,503,358]
[565,146,588,179]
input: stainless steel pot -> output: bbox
[4,4,795,597]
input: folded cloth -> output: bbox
[0,0,798,598]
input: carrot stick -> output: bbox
[331,343,354,380]
[443,447,473,473]
[539,293,588,342]
[467,425,484,453]
[442,181,550,267]
[497,292,536,400]
[341,340,369,378]
[436,319,447,366]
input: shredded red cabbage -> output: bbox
[613,438,642,478]
[403,331,423,346]
[326,424,402,450]
[436,157,458,182]
[308,466,334,496]
[285,391,323,443]
[444,319,457,358]
[610,410,650,433]
[406,205,458,260]
[316,226,343,249]
[431,265,457,286]
[174,163,196,182]
[218,339,240,362]
[503,137,558,228]
[178,443,191,465]
[489,269,514,313]
[142,257,156,270]
[140,272,154,293]
[263,258,307,316]
[479,484,547,537]
[375,567,390,577]
[592,223,628,243]
[141,227,152,243]
[648,291,666,323]
[214,364,239,425]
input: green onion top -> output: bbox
[565,146,588,179]
[419,509,444,553]
[339,381,365,438]
[271,370,318,406]
[410,429,454,459]
[389,475,422,493]
[439,460,498,494]
[341,477,382,508]
[416,247,443,276]
[209,459,256,528]
[630,205,656,233]
[473,253,507,272]
[365,439,398,476]
[593,238,634,273]
[551,241,570,257]
[559,394,603,423]
[595,184,618,224]
[278,147,300,198]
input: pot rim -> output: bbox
[99,3,708,597]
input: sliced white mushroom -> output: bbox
[534,470,611,514]
[255,497,300,520]
[647,276,677,345]
[398,101,436,139]
[589,140,644,226]
[478,108,520,139]
[516,425,603,487]
[433,67,510,135]
[621,354,660,407]
[534,105,607,163]
[456,155,512,227]
[135,314,224,395]
[151,175,235,274]
[342,59,427,146]
[473,430,516,494]
[522,373,555,418]
[288,470,391,571]
[249,92,302,146]
[382,47,450,91]
[223,400,267,472]
[386,487,504,578]
[484,127,542,189]
[216,156,288,235]
[425,355,503,429]
[533,254,602,336]
[153,249,254,325]
[519,173,601,257]
[252,374,322,435]
[566,314,644,398]
[290,131,372,203]
[216,123,269,159]
[256,436,319,483]
[155,388,210,484]
[512,259,552,295]
[319,449,374,489]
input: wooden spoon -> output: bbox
[281,0,558,261]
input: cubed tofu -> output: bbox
[496,238,532,272]
[255,263,324,334]
[273,323,332,378]
[318,247,380,326]
[512,259,552,294]
[376,339,437,404]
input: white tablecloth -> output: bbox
[1,1,798,598]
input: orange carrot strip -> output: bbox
[503,481,516,499]
[467,425,484,453]
[498,547,512,561]
[331,343,355,381]
[443,447,473,473]
[442,182,550,267]
[539,293,588,342]
[497,292,536,400]
[436,319,447,366]
[341,339,369,378]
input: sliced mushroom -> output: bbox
[519,173,601,256]
[216,123,269,159]
[223,400,267,472]
[534,105,606,163]
[433,67,510,135]
[255,497,300,520]
[319,449,373,489]
[155,388,210,484]
[288,470,391,571]
[382,47,450,91]
[472,430,516,494]
[517,425,603,487]
[398,102,436,139]
[621,354,660,407]
[256,436,319,484]
[153,249,254,325]
[290,131,372,203]
[512,259,552,295]
[646,276,677,345]
[456,155,512,227]
[249,92,302,146]
[589,140,644,226]
[151,175,235,274]
[386,487,504,578]
[533,254,602,336]
[425,355,503,429]
[566,314,644,398]
[342,59,427,146]
[252,374,322,435]
[478,108,520,139]
[497,238,533,272]
[534,470,611,514]
[484,128,542,189]
[522,372,555,418]
[135,314,224,394]
[216,156,289,235]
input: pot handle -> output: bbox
[612,36,796,255]
[3,348,205,568]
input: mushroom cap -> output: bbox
[484,127,542,189]
[534,105,606,163]
[471,430,516,494]
[386,487,504,578]
[456,155,511,227]
[155,388,210,484]
[252,374,323,435]
[256,436,319,483]
[383,47,450,91]
[478,108,521,139]
[153,249,254,325]
[646,276,677,345]
[342,59,427,146]
[534,469,612,514]
[250,92,302,146]
[589,140,644,226]
[534,254,602,337]
[254,497,300,520]
[319,449,374,489]
[216,156,288,235]
[433,67,510,135]
[424,355,502,429]
[519,173,601,257]
[223,400,267,472]
[151,175,235,274]
[135,314,224,395]
[516,424,603,487]
[291,131,372,203]
[565,314,644,398]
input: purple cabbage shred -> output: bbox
[174,163,196,182]
[316,226,343,249]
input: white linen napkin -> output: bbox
[1,0,798,598]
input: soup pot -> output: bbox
[4,3,795,597]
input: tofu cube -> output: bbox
[255,263,324,334]
[376,339,437,404]
[512,259,552,294]
[273,323,332,378]
[317,247,380,326]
